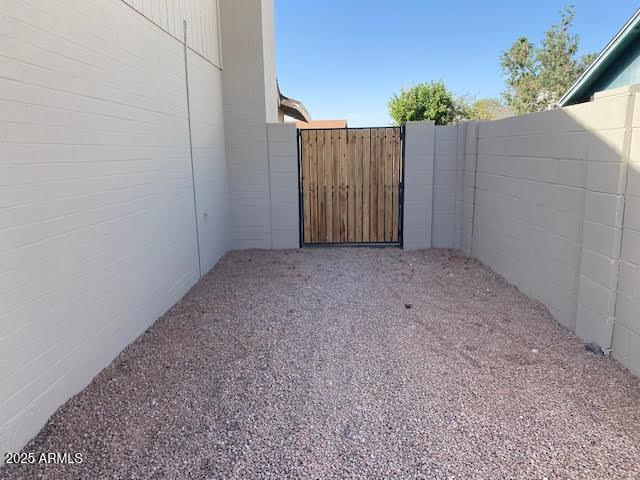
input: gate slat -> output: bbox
[340,130,348,242]
[300,127,402,245]
[369,129,378,242]
[324,130,333,243]
[347,130,356,242]
[309,130,318,243]
[385,128,393,242]
[317,131,326,242]
[376,128,385,241]
[302,130,311,244]
[362,129,371,242]
[354,130,363,242]
[392,128,400,242]
[332,130,341,242]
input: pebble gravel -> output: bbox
[2,248,640,479]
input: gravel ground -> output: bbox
[2,248,640,480]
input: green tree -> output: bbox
[449,95,513,121]
[388,81,461,125]
[501,6,595,114]
[465,98,513,121]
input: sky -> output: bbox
[275,0,640,126]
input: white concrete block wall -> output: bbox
[465,89,636,354]
[613,88,640,375]
[220,0,274,249]
[404,90,640,372]
[261,0,279,123]
[403,122,435,250]
[461,122,479,255]
[187,50,231,272]
[454,123,466,249]
[432,125,459,248]
[0,0,229,456]
[122,0,222,67]
[574,89,634,351]
[473,110,590,328]
[267,123,299,248]
[403,90,640,372]
[471,94,632,332]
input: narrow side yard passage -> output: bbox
[4,249,640,479]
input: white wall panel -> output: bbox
[122,0,222,67]
[0,0,228,456]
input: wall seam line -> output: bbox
[453,123,461,249]
[266,125,274,249]
[183,21,202,279]
[118,0,223,71]
[470,122,480,256]
[430,126,436,247]
[610,87,639,355]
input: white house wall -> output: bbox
[122,0,222,67]
[220,0,280,249]
[261,0,279,123]
[186,49,230,272]
[0,0,229,456]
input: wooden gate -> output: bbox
[298,127,404,245]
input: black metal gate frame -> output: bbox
[296,125,406,248]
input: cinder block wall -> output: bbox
[454,124,467,249]
[403,121,471,251]
[0,0,230,457]
[220,0,279,249]
[267,123,300,248]
[432,126,459,247]
[472,89,633,342]
[403,122,435,249]
[473,108,591,330]
[613,89,640,375]
[186,49,231,272]
[574,88,633,352]
[461,122,479,255]
[403,86,640,374]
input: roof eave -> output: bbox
[559,8,640,107]
[279,94,311,123]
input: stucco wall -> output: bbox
[0,0,229,456]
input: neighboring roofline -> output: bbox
[277,81,311,123]
[296,119,348,129]
[279,94,311,122]
[559,8,640,107]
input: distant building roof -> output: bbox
[277,81,311,122]
[559,8,640,106]
[296,119,348,129]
